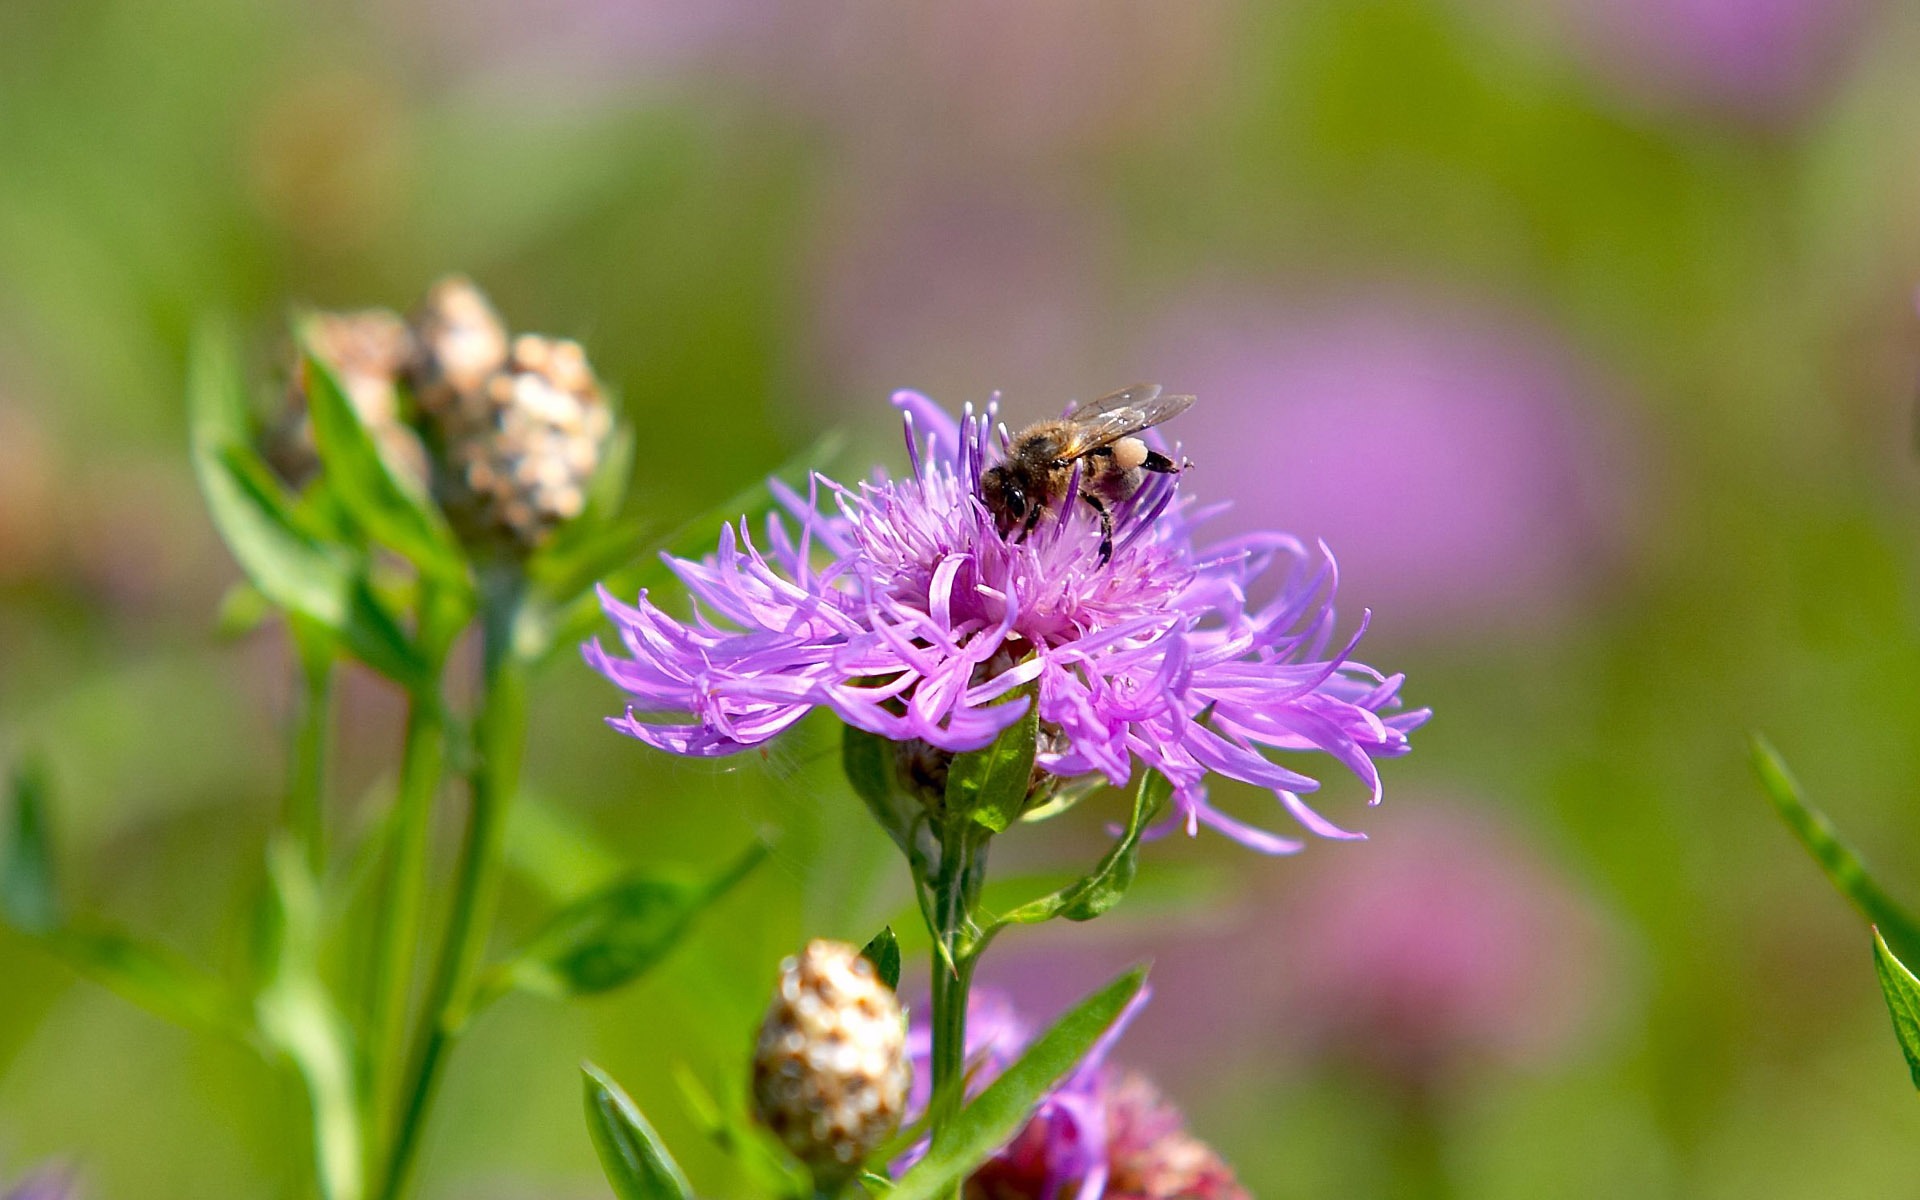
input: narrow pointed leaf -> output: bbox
[188,328,353,627]
[583,1061,694,1200]
[888,965,1150,1200]
[999,770,1170,927]
[3,757,59,935]
[187,325,424,684]
[947,691,1038,834]
[1752,735,1920,965]
[1874,928,1920,1091]
[861,925,902,991]
[48,926,250,1037]
[298,340,467,584]
[501,841,769,999]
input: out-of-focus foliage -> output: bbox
[4,0,1920,1197]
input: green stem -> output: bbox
[926,817,987,1162]
[363,683,446,1168]
[288,619,335,877]
[375,571,526,1200]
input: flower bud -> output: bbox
[408,275,509,420]
[267,308,427,490]
[426,331,613,550]
[751,940,911,1176]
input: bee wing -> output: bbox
[1055,383,1196,456]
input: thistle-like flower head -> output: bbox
[752,940,912,1174]
[586,391,1426,851]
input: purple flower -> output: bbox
[1551,0,1876,124]
[1146,290,1635,636]
[585,392,1425,851]
[902,990,1248,1200]
[5,1166,77,1200]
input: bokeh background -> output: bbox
[6,0,1920,1196]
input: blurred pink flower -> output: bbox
[1271,799,1620,1085]
[805,186,1108,413]
[975,798,1622,1094]
[1143,291,1636,635]
[382,0,763,96]
[4,1165,76,1200]
[763,3,1232,169]
[1552,0,1878,124]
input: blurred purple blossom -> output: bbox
[1136,794,1620,1082]
[1269,799,1620,1085]
[381,0,764,97]
[4,1166,76,1200]
[976,798,1622,1095]
[807,187,1108,412]
[903,990,1248,1200]
[1147,292,1633,635]
[585,391,1425,853]
[1552,0,1877,123]
[763,4,1232,168]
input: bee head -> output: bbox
[981,463,1026,531]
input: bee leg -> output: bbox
[1019,502,1044,543]
[1082,493,1114,563]
[1142,449,1182,473]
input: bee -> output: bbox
[981,383,1194,562]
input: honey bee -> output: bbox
[981,383,1194,561]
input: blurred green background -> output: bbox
[6,0,1920,1196]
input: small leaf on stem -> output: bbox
[887,965,1150,1200]
[861,925,903,991]
[1874,928,1920,1091]
[3,756,59,935]
[998,770,1171,928]
[583,1061,695,1200]
[298,341,468,587]
[498,840,769,1000]
[187,325,425,685]
[946,692,1038,835]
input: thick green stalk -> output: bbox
[926,816,987,1172]
[375,572,526,1200]
[363,684,446,1166]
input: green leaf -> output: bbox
[187,324,424,685]
[888,966,1150,1200]
[997,770,1170,928]
[845,726,917,856]
[48,926,251,1037]
[297,339,468,585]
[1875,928,1920,1091]
[254,840,363,1200]
[213,580,275,639]
[861,925,903,991]
[583,1061,695,1200]
[946,691,1039,835]
[499,841,769,1000]
[3,756,59,935]
[188,329,353,624]
[1751,735,1920,966]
